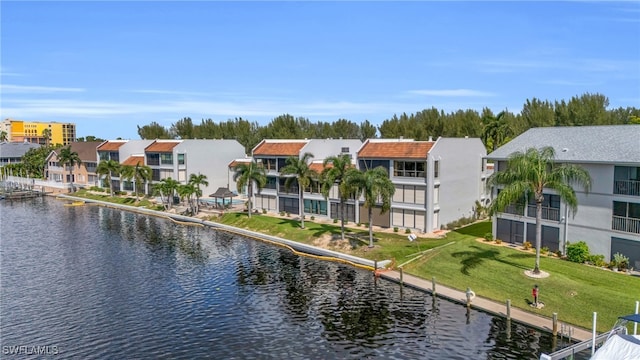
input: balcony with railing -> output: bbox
[527,205,561,221]
[614,180,640,196]
[502,204,525,216]
[612,216,640,234]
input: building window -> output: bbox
[394,161,425,178]
[160,153,173,165]
[612,201,640,234]
[304,199,327,215]
[434,160,439,178]
[341,147,350,153]
[147,153,160,166]
[614,166,640,196]
[178,154,185,165]
[264,176,277,190]
[527,194,561,221]
[257,158,277,171]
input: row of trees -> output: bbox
[92,158,210,214]
[233,152,395,248]
[234,146,592,275]
[136,93,640,153]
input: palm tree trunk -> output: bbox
[108,171,114,197]
[299,186,305,229]
[340,198,345,241]
[68,168,74,193]
[368,207,374,248]
[534,200,542,274]
[248,183,252,219]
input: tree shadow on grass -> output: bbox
[453,221,491,238]
[452,245,530,275]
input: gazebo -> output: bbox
[208,187,237,208]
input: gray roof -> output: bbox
[486,125,640,164]
[0,141,41,159]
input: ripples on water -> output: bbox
[1,198,583,359]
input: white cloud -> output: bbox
[1,84,85,93]
[406,89,496,97]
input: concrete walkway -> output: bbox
[55,193,594,343]
[378,269,593,342]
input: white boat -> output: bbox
[591,314,640,360]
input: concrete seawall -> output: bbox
[53,194,593,343]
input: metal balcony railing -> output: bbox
[612,216,640,234]
[527,205,561,221]
[614,180,640,196]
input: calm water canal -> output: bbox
[1,197,581,359]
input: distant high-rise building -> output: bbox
[1,118,76,146]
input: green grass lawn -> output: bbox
[65,193,637,333]
[73,189,164,210]
[216,214,638,333]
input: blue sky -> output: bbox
[1,1,639,140]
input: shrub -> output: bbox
[393,227,399,233]
[566,241,590,263]
[333,218,339,224]
[286,212,291,217]
[279,211,285,216]
[405,228,412,234]
[541,246,549,255]
[495,239,502,244]
[262,209,267,214]
[484,232,493,242]
[613,252,629,271]
[310,216,315,221]
[522,241,532,250]
[586,254,606,267]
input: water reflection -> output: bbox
[0,198,573,359]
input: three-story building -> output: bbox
[486,125,640,267]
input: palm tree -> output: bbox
[177,183,197,214]
[233,160,267,218]
[58,146,82,193]
[482,111,511,152]
[154,177,179,210]
[280,152,318,229]
[321,153,355,240]
[132,163,152,201]
[488,146,591,274]
[41,128,52,147]
[96,159,121,196]
[119,164,152,202]
[0,131,8,142]
[345,166,395,248]
[188,173,209,214]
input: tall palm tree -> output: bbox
[345,166,395,248]
[119,164,152,202]
[482,111,511,152]
[156,177,179,210]
[41,128,52,147]
[177,183,197,214]
[233,160,267,218]
[488,146,591,274]
[96,159,121,196]
[132,163,152,201]
[189,173,209,213]
[280,152,318,229]
[0,130,8,142]
[321,153,355,240]
[58,146,82,193]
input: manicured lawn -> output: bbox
[216,212,452,263]
[73,190,163,210]
[405,223,637,332]
[65,193,637,333]
[217,214,638,332]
